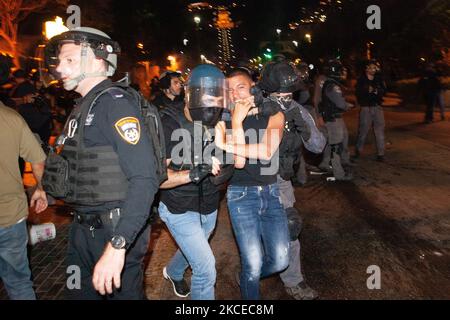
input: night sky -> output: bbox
[21,0,341,61]
[18,0,449,74]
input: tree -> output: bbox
[0,0,68,66]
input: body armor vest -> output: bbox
[279,103,304,180]
[60,93,129,206]
[319,79,343,122]
[160,106,218,198]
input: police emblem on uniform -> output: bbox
[114,117,141,145]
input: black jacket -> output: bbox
[355,74,386,107]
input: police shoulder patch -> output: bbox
[114,117,141,145]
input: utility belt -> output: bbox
[73,208,121,232]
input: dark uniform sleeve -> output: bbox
[326,84,348,110]
[95,93,159,248]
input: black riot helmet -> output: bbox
[159,70,182,90]
[325,59,347,82]
[258,60,302,94]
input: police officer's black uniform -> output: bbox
[41,27,160,299]
[318,74,352,180]
[62,79,158,299]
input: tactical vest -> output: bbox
[319,79,344,122]
[60,91,129,206]
[160,106,218,198]
[278,103,304,180]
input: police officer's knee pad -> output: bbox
[286,207,303,241]
[330,143,343,155]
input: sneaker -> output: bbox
[163,267,190,298]
[376,155,385,162]
[285,282,318,300]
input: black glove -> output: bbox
[189,163,213,184]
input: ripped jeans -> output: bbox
[227,183,290,300]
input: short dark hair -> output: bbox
[226,67,253,81]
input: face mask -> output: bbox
[189,107,224,127]
[274,94,293,110]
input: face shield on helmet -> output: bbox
[44,27,120,91]
[185,64,228,127]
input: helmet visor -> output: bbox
[186,77,228,110]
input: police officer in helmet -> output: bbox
[43,27,159,299]
[317,59,353,180]
[258,58,318,299]
[158,64,227,299]
[152,71,184,111]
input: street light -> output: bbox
[305,33,312,43]
[276,28,282,37]
[183,38,189,46]
[194,16,201,26]
[292,40,298,47]
[167,55,178,71]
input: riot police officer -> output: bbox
[258,59,318,299]
[317,59,353,181]
[158,64,228,300]
[43,27,159,299]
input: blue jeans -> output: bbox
[227,184,290,300]
[159,202,217,300]
[0,220,36,300]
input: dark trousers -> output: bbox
[425,93,440,122]
[65,217,151,300]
